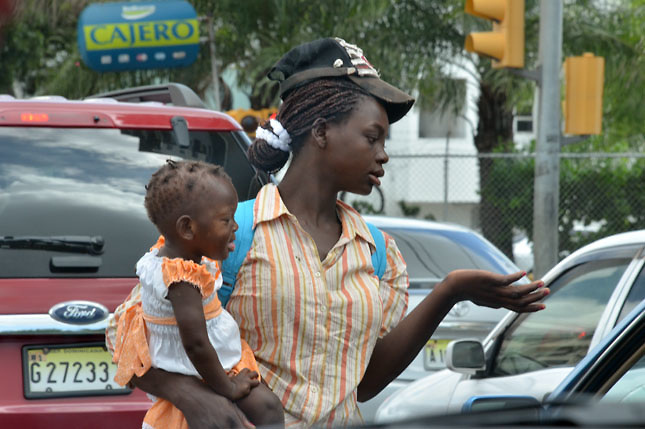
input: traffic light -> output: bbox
[226,108,278,137]
[464,0,525,69]
[563,53,604,135]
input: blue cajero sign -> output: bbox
[78,0,200,72]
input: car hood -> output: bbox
[371,400,645,428]
[375,369,463,422]
[375,366,573,423]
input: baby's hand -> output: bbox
[227,368,260,400]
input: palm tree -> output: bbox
[3,0,642,260]
[362,0,644,259]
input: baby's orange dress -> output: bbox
[112,247,258,429]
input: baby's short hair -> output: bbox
[144,160,231,230]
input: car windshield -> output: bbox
[492,258,631,376]
[384,228,520,289]
[0,127,262,278]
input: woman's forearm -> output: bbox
[358,269,547,401]
[131,368,248,429]
[130,366,204,404]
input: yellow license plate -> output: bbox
[423,339,451,370]
[23,343,130,399]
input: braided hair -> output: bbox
[248,77,372,174]
[144,159,231,232]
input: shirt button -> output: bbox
[311,385,318,393]
[314,271,321,278]
[320,305,327,312]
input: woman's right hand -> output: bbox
[442,269,548,312]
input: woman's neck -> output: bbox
[278,166,339,227]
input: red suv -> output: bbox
[0,84,268,427]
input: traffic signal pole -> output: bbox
[465,0,599,278]
[533,0,563,278]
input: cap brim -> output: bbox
[348,75,415,124]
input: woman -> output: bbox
[106,38,548,428]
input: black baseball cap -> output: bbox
[268,37,415,124]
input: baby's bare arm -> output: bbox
[168,282,258,400]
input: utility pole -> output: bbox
[533,0,563,278]
[443,131,451,221]
[206,15,221,111]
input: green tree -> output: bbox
[2,0,643,261]
[372,0,644,259]
[360,0,537,257]
[0,0,396,105]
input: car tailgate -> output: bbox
[0,278,149,426]
[0,278,137,314]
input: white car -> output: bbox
[358,216,526,422]
[375,229,645,423]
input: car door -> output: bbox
[554,270,645,403]
[445,244,645,412]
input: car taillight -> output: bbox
[20,113,49,123]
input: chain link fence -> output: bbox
[341,152,645,272]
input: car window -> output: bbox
[601,348,645,403]
[0,127,261,278]
[492,258,631,376]
[383,228,513,289]
[617,266,645,323]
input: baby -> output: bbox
[113,159,283,428]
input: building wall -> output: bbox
[376,61,536,231]
[377,60,483,228]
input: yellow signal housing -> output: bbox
[225,108,278,137]
[563,53,604,135]
[225,108,246,124]
[464,0,525,69]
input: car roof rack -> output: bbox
[87,83,205,109]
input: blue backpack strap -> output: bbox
[219,198,256,307]
[366,222,386,280]
[220,201,386,305]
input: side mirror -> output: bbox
[171,116,190,148]
[445,339,486,375]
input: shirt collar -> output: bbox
[337,199,376,247]
[254,184,375,247]
[253,183,293,228]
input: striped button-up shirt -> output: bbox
[106,184,409,427]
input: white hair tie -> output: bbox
[255,118,292,152]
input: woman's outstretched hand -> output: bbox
[445,269,549,313]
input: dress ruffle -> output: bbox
[150,236,165,251]
[112,303,151,386]
[161,258,215,298]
